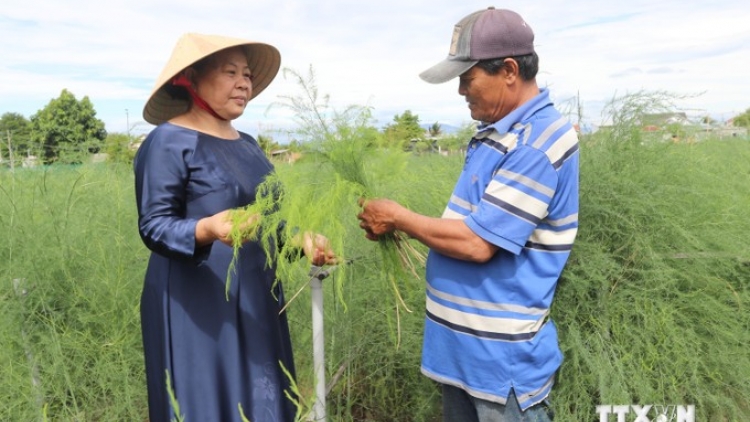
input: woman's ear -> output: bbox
[183,68,198,88]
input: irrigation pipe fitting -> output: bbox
[307,264,336,422]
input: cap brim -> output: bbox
[419,58,477,84]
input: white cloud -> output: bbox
[2,0,749,136]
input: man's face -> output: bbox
[458,63,512,124]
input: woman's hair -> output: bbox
[189,53,218,76]
[163,80,190,101]
[476,52,539,81]
[162,48,235,100]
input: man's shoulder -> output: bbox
[519,109,577,151]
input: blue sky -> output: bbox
[2,0,749,138]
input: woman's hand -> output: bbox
[196,210,260,247]
[300,232,337,266]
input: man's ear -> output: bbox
[503,58,519,83]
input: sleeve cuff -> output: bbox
[465,216,523,255]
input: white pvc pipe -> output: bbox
[310,272,326,422]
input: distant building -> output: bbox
[641,112,748,141]
[270,149,302,164]
[708,125,747,138]
[641,112,689,127]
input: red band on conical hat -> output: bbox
[171,74,228,121]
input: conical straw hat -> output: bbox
[143,33,281,125]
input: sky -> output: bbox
[2,0,749,139]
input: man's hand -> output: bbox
[357,198,404,241]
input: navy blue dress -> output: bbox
[133,123,296,422]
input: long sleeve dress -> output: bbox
[133,123,296,422]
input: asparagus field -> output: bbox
[1,134,749,421]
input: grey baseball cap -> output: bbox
[419,7,535,84]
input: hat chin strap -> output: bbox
[172,74,228,121]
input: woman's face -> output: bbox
[193,47,253,120]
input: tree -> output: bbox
[428,122,442,138]
[0,112,32,166]
[104,132,138,164]
[30,89,107,164]
[256,134,278,156]
[382,110,424,150]
[701,115,716,126]
[732,108,750,128]
[437,121,477,153]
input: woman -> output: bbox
[134,33,334,422]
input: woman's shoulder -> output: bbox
[237,131,263,149]
[143,123,199,147]
[135,123,200,164]
[237,130,257,142]
[148,122,198,139]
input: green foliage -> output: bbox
[30,89,107,164]
[278,360,314,422]
[664,121,688,140]
[280,154,457,422]
[383,110,424,150]
[2,138,750,421]
[436,121,476,153]
[0,112,33,166]
[166,370,185,422]
[552,135,750,421]
[0,112,31,138]
[701,115,716,125]
[600,89,696,144]
[1,163,147,421]
[225,66,442,420]
[427,122,442,138]
[284,139,304,153]
[732,107,750,128]
[230,67,423,318]
[256,133,278,156]
[104,132,138,164]
[3,89,750,421]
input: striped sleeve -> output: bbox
[465,146,557,254]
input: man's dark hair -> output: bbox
[476,52,539,81]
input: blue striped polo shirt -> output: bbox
[421,88,579,410]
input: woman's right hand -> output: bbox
[196,210,259,247]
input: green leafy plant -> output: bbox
[29,89,107,164]
[166,370,185,422]
[228,66,426,325]
[3,90,750,421]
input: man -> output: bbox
[357,7,579,422]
